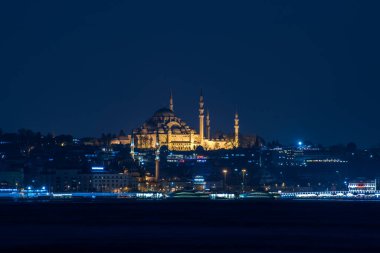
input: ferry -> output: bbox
[239,191,280,200]
[167,190,211,200]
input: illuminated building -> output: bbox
[348,180,376,192]
[270,146,348,167]
[90,172,137,192]
[112,91,239,151]
[166,153,208,163]
[193,175,206,191]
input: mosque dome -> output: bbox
[153,108,175,118]
[135,106,194,134]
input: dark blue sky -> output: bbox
[1,1,380,146]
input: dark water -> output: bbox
[1,200,380,253]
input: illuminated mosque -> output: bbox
[112,91,239,151]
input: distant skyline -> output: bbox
[1,1,380,146]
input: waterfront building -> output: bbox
[0,168,23,188]
[41,168,137,193]
[348,180,376,192]
[89,172,137,192]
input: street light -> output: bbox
[222,169,228,191]
[241,168,247,193]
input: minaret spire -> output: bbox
[169,89,174,111]
[234,109,239,147]
[206,109,210,140]
[199,89,204,145]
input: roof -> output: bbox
[153,107,175,117]
[134,106,195,134]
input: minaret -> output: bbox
[199,90,204,145]
[154,136,160,182]
[234,110,239,147]
[130,133,135,161]
[169,90,174,111]
[206,110,210,140]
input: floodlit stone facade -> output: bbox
[111,91,239,151]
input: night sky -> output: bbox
[1,1,380,146]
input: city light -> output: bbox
[92,166,105,172]
[1,3,379,252]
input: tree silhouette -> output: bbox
[346,142,357,153]
[195,145,205,153]
[101,133,114,147]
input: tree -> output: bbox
[160,145,169,153]
[195,145,205,153]
[101,133,114,147]
[55,135,74,145]
[346,142,357,153]
[17,128,36,148]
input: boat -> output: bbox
[167,190,210,200]
[239,191,280,200]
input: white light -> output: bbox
[92,166,104,171]
[298,141,303,146]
